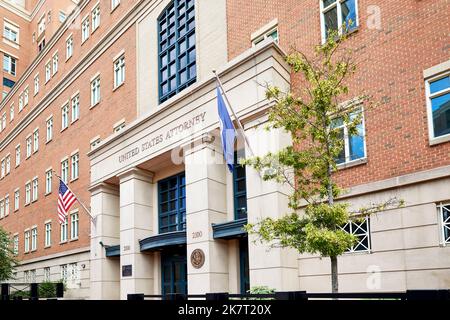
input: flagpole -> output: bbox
[52,170,95,222]
[213,70,256,158]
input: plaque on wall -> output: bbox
[122,265,132,277]
[190,249,205,269]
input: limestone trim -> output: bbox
[19,247,90,266]
[88,182,119,196]
[117,167,154,183]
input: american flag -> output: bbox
[58,180,77,224]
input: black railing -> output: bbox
[128,290,450,301]
[0,282,64,301]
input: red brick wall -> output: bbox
[0,0,138,262]
[227,0,450,188]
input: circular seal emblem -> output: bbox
[190,249,205,269]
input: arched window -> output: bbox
[158,0,196,103]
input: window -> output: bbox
[44,267,51,281]
[90,137,101,149]
[71,153,79,180]
[14,190,19,211]
[38,38,45,52]
[32,178,38,202]
[71,212,79,239]
[61,103,69,130]
[1,159,4,177]
[30,269,36,283]
[331,108,366,165]
[15,145,20,166]
[60,264,68,281]
[25,182,31,204]
[113,121,125,133]
[6,155,10,174]
[24,231,30,253]
[233,151,248,220]
[91,76,100,106]
[33,129,39,152]
[27,136,32,158]
[81,17,90,43]
[92,5,100,31]
[68,263,80,286]
[3,54,16,76]
[61,159,69,183]
[24,88,29,105]
[45,62,51,83]
[34,74,39,95]
[3,22,19,44]
[0,200,4,218]
[59,11,66,23]
[38,16,46,35]
[111,0,120,11]
[60,217,68,242]
[158,172,186,233]
[71,94,79,122]
[321,0,358,42]
[341,217,370,252]
[13,235,18,255]
[18,95,23,111]
[46,117,53,142]
[24,270,29,282]
[438,203,450,245]
[66,36,73,59]
[426,73,450,141]
[45,223,51,247]
[31,228,37,251]
[5,195,9,216]
[2,112,6,129]
[52,53,59,75]
[114,55,125,88]
[45,170,52,194]
[158,0,196,103]
[252,27,278,46]
[10,104,14,121]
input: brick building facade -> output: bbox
[0,0,449,299]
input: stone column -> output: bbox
[89,183,120,300]
[118,168,154,300]
[185,134,229,293]
[244,117,300,291]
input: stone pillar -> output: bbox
[185,134,229,293]
[118,168,154,300]
[244,117,300,291]
[89,183,120,300]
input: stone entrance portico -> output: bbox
[88,40,296,300]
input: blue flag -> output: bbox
[216,86,236,172]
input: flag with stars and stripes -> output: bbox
[58,180,77,224]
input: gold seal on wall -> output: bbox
[191,249,205,269]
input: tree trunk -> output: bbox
[331,256,338,295]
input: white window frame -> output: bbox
[71,94,80,122]
[45,222,52,247]
[81,16,90,43]
[24,230,30,253]
[341,217,371,253]
[10,103,14,121]
[33,128,39,153]
[13,234,18,255]
[3,54,16,76]
[0,199,4,218]
[70,211,79,240]
[34,74,40,95]
[3,21,20,44]
[32,177,38,202]
[60,217,68,243]
[92,4,100,32]
[425,71,450,145]
[114,55,125,89]
[66,35,73,60]
[319,0,360,43]
[45,169,52,194]
[31,228,37,251]
[46,116,53,142]
[52,52,59,75]
[25,181,31,205]
[5,154,10,175]
[15,144,20,167]
[45,61,51,83]
[5,195,9,216]
[71,153,79,181]
[61,158,69,184]
[61,103,69,130]
[14,189,19,211]
[24,87,29,106]
[113,119,126,133]
[111,0,121,11]
[91,75,101,107]
[438,203,450,246]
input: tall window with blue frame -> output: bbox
[158,172,186,234]
[427,74,450,139]
[233,151,248,220]
[321,0,358,41]
[158,0,196,104]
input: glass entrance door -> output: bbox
[161,250,187,296]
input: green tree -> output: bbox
[244,27,403,294]
[0,226,18,281]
